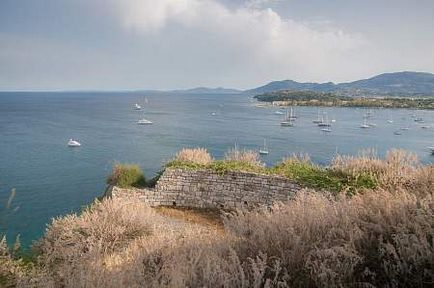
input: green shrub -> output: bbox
[106,163,146,188]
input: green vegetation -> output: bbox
[106,163,146,188]
[254,89,434,109]
[165,149,379,193]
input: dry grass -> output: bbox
[4,185,432,287]
[174,148,213,165]
[2,149,433,287]
[224,146,262,166]
[331,149,434,195]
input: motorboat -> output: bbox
[137,119,153,125]
[134,103,142,110]
[67,139,81,147]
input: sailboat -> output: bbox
[360,116,370,128]
[312,108,322,124]
[289,107,297,120]
[387,113,394,123]
[259,139,269,155]
[318,113,331,127]
[281,109,294,126]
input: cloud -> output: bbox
[111,0,373,85]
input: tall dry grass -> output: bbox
[331,149,434,195]
[174,148,213,165]
[2,149,433,287]
[5,186,430,287]
[224,146,262,167]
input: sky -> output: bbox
[0,0,433,91]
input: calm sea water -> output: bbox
[1,92,433,247]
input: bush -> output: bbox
[106,163,146,188]
[174,148,213,165]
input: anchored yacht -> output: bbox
[67,139,81,147]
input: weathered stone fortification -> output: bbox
[111,168,302,209]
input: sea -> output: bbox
[0,91,433,248]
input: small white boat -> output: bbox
[67,139,81,147]
[428,146,434,154]
[259,139,269,155]
[281,109,294,127]
[387,120,394,124]
[134,103,142,110]
[318,113,331,127]
[360,117,370,128]
[400,127,410,131]
[274,110,284,115]
[312,109,322,124]
[137,119,153,125]
[421,125,430,129]
[393,131,402,135]
[211,112,217,116]
[414,117,424,123]
[281,121,294,127]
[321,128,332,133]
[289,107,297,120]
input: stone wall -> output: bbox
[111,168,302,209]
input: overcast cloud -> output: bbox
[0,0,433,90]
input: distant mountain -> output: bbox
[245,80,336,95]
[246,71,434,96]
[171,87,241,94]
[338,71,434,95]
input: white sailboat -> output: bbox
[259,139,269,155]
[318,113,331,127]
[387,113,394,123]
[312,108,322,124]
[289,107,297,120]
[281,109,294,126]
[360,116,370,128]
